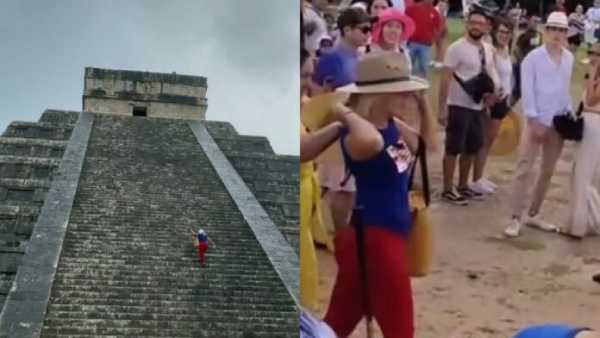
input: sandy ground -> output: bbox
[314,130,600,338]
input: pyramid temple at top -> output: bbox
[0,68,299,337]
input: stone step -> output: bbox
[53,282,286,302]
[40,325,295,338]
[3,121,73,140]
[0,155,59,180]
[0,137,67,148]
[0,137,66,158]
[50,278,282,290]
[53,270,282,281]
[44,307,294,323]
[0,203,40,217]
[47,297,292,311]
[39,110,80,125]
[49,290,291,303]
[46,302,295,315]
[0,177,51,189]
[54,264,280,276]
[43,318,295,330]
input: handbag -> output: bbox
[407,137,433,277]
[453,46,495,104]
[553,102,584,141]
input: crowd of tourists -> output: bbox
[300,0,600,337]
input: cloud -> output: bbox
[0,0,299,155]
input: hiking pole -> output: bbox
[353,208,373,338]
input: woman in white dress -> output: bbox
[566,43,600,238]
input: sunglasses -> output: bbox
[546,26,568,33]
[355,25,371,34]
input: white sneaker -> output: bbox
[470,180,495,195]
[504,218,522,237]
[479,177,498,190]
[524,215,559,232]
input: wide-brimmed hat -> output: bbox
[337,51,429,94]
[545,11,568,29]
[371,9,416,44]
[490,110,522,156]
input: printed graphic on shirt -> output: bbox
[386,139,413,173]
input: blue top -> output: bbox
[341,119,413,237]
[514,325,590,338]
[313,41,359,89]
[197,232,208,243]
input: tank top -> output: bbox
[494,48,513,100]
[340,119,412,237]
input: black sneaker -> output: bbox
[441,190,468,206]
[457,187,485,201]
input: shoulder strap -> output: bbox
[408,137,430,206]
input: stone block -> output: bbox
[0,253,22,273]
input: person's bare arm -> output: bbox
[586,64,600,107]
[438,67,452,119]
[393,118,419,153]
[300,121,343,163]
[338,106,384,161]
[413,91,440,153]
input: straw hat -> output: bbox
[371,9,416,44]
[490,110,522,156]
[337,51,429,94]
[301,92,350,131]
[546,11,568,29]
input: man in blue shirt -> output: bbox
[313,7,371,91]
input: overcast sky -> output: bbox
[0,1,299,155]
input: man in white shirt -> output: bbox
[505,12,574,237]
[304,0,330,55]
[586,0,600,44]
[438,8,499,205]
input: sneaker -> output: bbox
[457,187,485,201]
[504,218,522,237]
[524,215,559,232]
[470,180,495,195]
[479,177,498,190]
[441,190,468,206]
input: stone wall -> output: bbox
[83,67,208,120]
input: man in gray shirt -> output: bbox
[505,11,574,237]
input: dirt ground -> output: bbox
[314,131,600,338]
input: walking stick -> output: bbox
[352,208,373,338]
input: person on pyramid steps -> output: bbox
[192,229,215,267]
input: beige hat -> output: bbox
[337,51,429,94]
[545,11,569,29]
[576,331,600,338]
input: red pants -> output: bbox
[197,242,208,266]
[324,227,414,338]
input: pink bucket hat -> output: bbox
[371,9,415,45]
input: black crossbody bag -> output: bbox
[453,46,495,104]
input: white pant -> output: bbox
[568,112,600,237]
